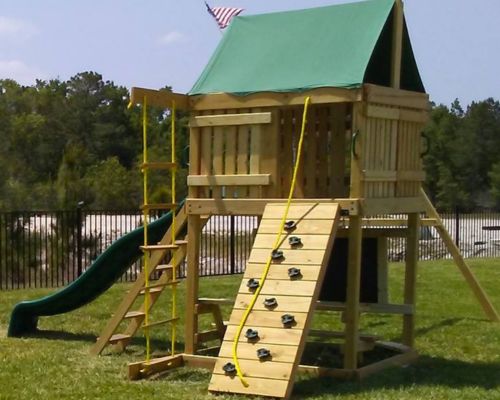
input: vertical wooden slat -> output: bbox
[236,121,249,199]
[402,213,419,347]
[188,125,201,198]
[212,112,225,198]
[260,108,280,198]
[293,107,306,198]
[350,103,365,198]
[389,117,398,197]
[200,110,213,198]
[317,106,329,197]
[281,109,294,198]
[304,107,317,197]
[330,104,347,197]
[224,109,237,198]
[249,109,261,198]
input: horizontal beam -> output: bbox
[187,174,270,187]
[130,87,189,110]
[316,301,414,315]
[364,84,430,110]
[362,170,426,182]
[189,112,271,128]
[186,198,360,216]
[365,104,429,124]
[362,197,426,215]
[189,87,362,111]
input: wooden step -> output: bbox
[174,240,188,246]
[141,161,177,170]
[108,333,132,344]
[140,203,177,211]
[142,317,179,329]
[155,264,174,272]
[140,280,180,294]
[140,244,178,251]
[124,311,145,319]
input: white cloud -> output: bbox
[0,16,38,40]
[158,31,185,45]
[0,60,45,85]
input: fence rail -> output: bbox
[1,208,500,290]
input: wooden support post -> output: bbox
[343,215,363,369]
[402,213,419,347]
[185,214,201,354]
[391,0,404,89]
[421,189,500,322]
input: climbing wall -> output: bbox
[209,202,340,399]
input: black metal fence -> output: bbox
[1,208,500,290]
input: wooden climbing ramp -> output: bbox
[209,202,341,399]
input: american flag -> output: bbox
[205,2,244,29]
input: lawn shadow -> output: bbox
[293,355,500,398]
[23,329,97,343]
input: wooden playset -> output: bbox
[91,0,499,398]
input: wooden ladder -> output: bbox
[90,205,188,355]
[208,202,341,399]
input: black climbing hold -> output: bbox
[288,267,302,279]
[247,278,259,290]
[223,362,236,374]
[284,221,296,231]
[288,236,302,247]
[263,297,278,308]
[281,314,296,326]
[257,348,271,360]
[340,209,350,217]
[271,249,284,261]
[245,328,259,340]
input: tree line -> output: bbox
[0,71,499,211]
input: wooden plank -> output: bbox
[304,107,318,197]
[224,109,237,199]
[218,341,297,363]
[209,374,289,398]
[199,110,213,198]
[187,174,270,187]
[356,349,419,381]
[189,112,271,128]
[421,189,500,322]
[190,87,363,111]
[224,325,303,346]
[238,279,318,297]
[391,0,404,89]
[366,105,429,124]
[185,215,201,354]
[212,121,224,198]
[236,122,250,198]
[261,203,340,220]
[402,213,419,347]
[257,219,336,235]
[247,248,328,265]
[281,109,294,198]
[343,215,362,370]
[362,196,426,215]
[185,198,359,216]
[213,357,293,380]
[350,103,365,198]
[228,310,308,330]
[260,109,280,198]
[188,126,201,198]
[130,87,189,110]
[249,119,262,198]
[128,354,184,380]
[234,294,313,313]
[363,84,430,110]
[330,104,347,197]
[252,234,331,250]
[317,106,329,197]
[244,263,322,281]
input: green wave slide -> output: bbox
[8,201,183,337]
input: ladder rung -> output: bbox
[108,333,132,344]
[142,317,179,329]
[174,240,188,246]
[140,244,178,251]
[155,264,174,272]
[140,280,180,294]
[140,203,177,211]
[124,311,146,319]
[141,162,177,170]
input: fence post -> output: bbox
[76,201,84,277]
[454,207,460,248]
[230,215,235,274]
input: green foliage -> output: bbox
[0,73,187,210]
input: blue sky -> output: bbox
[0,0,499,106]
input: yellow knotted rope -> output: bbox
[231,96,311,386]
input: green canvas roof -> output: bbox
[190,0,424,96]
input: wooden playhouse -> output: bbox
[91,0,499,398]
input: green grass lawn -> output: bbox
[1,258,500,400]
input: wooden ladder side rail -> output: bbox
[117,245,187,350]
[90,207,188,355]
[421,189,500,322]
